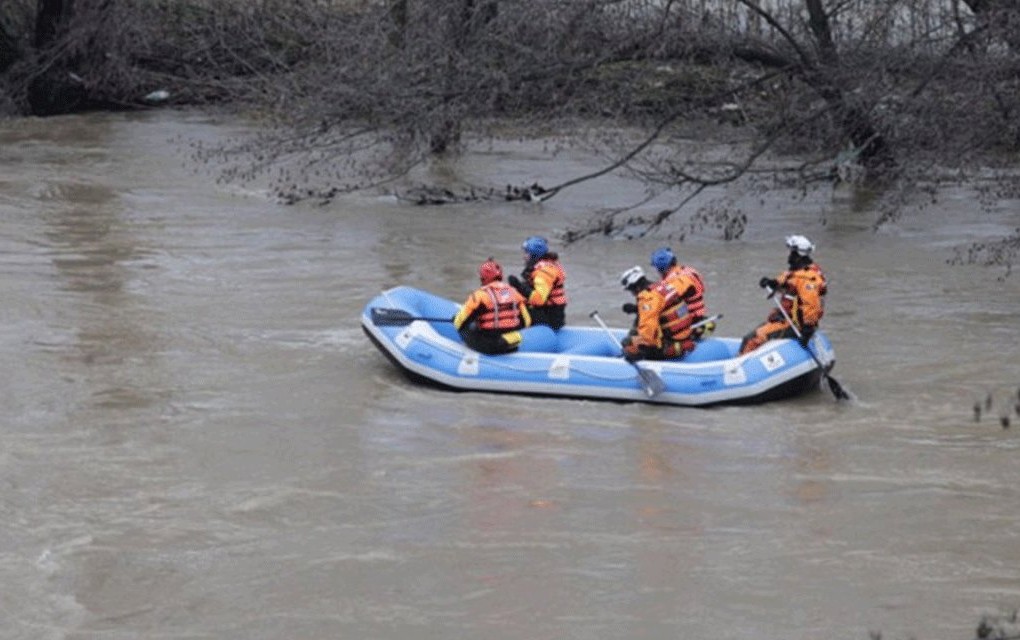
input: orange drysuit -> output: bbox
[740,263,827,355]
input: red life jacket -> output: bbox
[476,282,525,331]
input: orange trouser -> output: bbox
[739,320,797,355]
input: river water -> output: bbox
[1,110,1018,640]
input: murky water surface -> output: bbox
[1,110,1018,640]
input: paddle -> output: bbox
[589,310,667,398]
[370,307,454,326]
[766,289,851,401]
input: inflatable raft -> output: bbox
[361,286,837,407]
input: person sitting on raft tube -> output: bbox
[618,265,703,362]
[508,235,568,330]
[454,258,532,355]
[739,234,828,355]
[649,246,713,341]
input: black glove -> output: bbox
[510,275,533,297]
[621,302,638,314]
[759,277,778,290]
[624,343,655,362]
[798,326,815,347]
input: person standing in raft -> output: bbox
[739,235,828,355]
[453,258,532,355]
[618,265,702,362]
[508,235,568,330]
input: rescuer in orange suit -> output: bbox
[618,265,703,362]
[649,246,712,342]
[739,235,828,355]
[454,258,532,355]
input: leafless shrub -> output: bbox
[3,1,1019,271]
[949,227,1020,278]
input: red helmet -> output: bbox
[478,258,503,284]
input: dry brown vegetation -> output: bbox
[2,0,1019,271]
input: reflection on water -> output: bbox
[38,164,166,413]
[0,111,1018,640]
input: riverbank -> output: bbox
[3,0,1018,275]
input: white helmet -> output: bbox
[785,234,814,256]
[620,265,646,289]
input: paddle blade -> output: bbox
[825,374,852,401]
[370,307,417,326]
[636,366,667,397]
[370,307,455,326]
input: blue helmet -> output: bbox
[650,247,676,273]
[521,235,549,258]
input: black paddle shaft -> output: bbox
[370,307,455,326]
[589,310,666,397]
[765,290,851,401]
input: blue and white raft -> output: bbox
[361,286,838,407]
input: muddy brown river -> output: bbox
[1,109,1018,640]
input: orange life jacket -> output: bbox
[662,264,706,318]
[476,282,527,331]
[774,263,827,328]
[656,265,706,340]
[650,279,693,341]
[525,258,568,307]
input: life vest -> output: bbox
[776,263,827,328]
[650,279,694,341]
[625,286,698,358]
[656,265,706,340]
[524,258,567,307]
[476,282,526,331]
[662,264,706,318]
